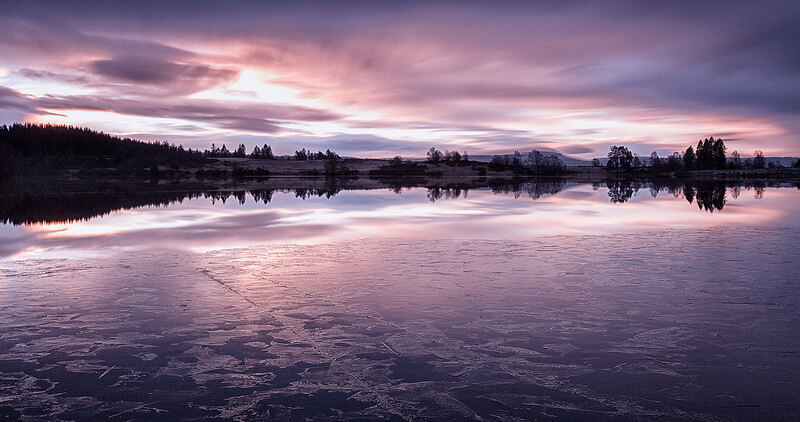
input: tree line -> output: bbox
[204,143,343,161]
[0,123,352,168]
[488,150,566,174]
[602,137,799,173]
[426,147,469,164]
[0,123,206,168]
[4,124,798,183]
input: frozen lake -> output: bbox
[1,181,799,420]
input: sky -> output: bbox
[0,0,798,158]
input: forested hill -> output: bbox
[0,123,204,165]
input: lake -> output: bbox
[1,180,799,420]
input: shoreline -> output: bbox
[2,168,799,196]
[6,158,800,192]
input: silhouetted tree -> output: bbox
[712,138,727,169]
[427,147,443,163]
[511,150,522,167]
[665,152,683,172]
[443,150,462,164]
[591,158,601,167]
[695,137,726,169]
[730,151,742,169]
[248,144,276,159]
[525,149,565,174]
[649,151,661,171]
[606,145,633,172]
[263,144,275,159]
[683,146,696,169]
[753,150,766,169]
[527,150,544,167]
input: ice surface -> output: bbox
[1,228,799,420]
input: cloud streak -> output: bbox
[88,56,240,95]
[0,1,799,156]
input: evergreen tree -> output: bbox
[683,146,696,169]
[712,138,727,169]
[234,143,247,158]
[262,144,275,159]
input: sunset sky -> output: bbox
[1,0,798,158]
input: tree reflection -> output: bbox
[426,186,468,202]
[620,179,774,212]
[488,179,566,200]
[683,185,696,204]
[694,181,727,212]
[606,180,640,203]
[425,180,566,202]
[0,179,790,225]
[600,179,781,212]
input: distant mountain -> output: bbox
[763,157,800,167]
[467,152,590,166]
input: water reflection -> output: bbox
[1,179,799,259]
[2,179,794,225]
[598,179,787,211]
[489,179,568,200]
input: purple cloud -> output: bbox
[1,1,799,155]
[88,56,240,95]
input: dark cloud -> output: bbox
[0,17,194,62]
[34,94,342,133]
[88,56,240,95]
[0,87,343,134]
[0,87,40,114]
[14,68,91,85]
